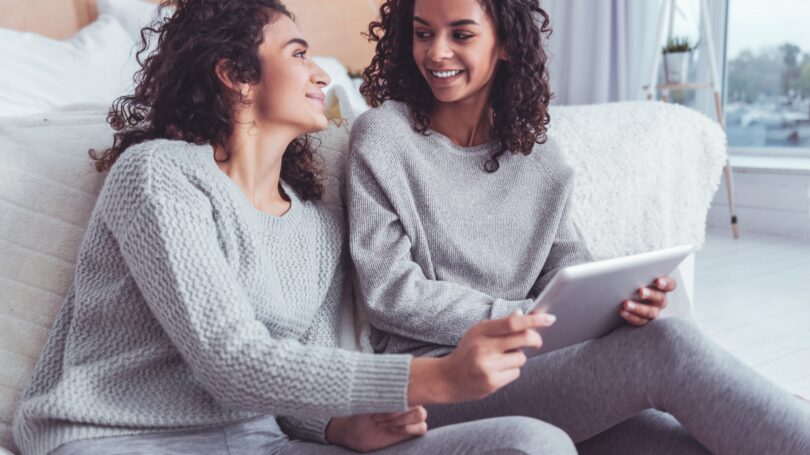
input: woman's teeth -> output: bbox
[432,70,462,79]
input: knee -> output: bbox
[489,416,576,455]
[646,317,702,344]
[644,317,711,360]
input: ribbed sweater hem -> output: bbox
[349,353,412,414]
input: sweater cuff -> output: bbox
[277,415,332,444]
[348,353,412,414]
[490,298,535,320]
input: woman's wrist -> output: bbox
[407,357,451,406]
[325,417,346,446]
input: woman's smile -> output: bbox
[306,91,325,108]
[426,68,467,86]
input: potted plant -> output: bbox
[662,37,696,84]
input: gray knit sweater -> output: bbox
[13,139,411,455]
[348,101,593,358]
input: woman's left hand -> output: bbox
[619,276,677,326]
[325,406,428,452]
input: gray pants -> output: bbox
[427,317,810,455]
[52,415,576,454]
[52,318,810,454]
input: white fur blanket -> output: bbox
[550,101,727,258]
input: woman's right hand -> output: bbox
[408,311,556,405]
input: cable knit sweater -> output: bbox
[13,139,411,455]
[347,101,593,358]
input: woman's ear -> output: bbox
[215,59,251,100]
[499,46,509,61]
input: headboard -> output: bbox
[0,0,382,73]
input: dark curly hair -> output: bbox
[361,0,552,172]
[91,0,323,200]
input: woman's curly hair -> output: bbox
[361,0,552,172]
[91,0,323,200]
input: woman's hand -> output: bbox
[408,311,556,405]
[620,276,677,326]
[326,311,553,451]
[325,406,428,453]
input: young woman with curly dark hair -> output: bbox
[12,1,586,454]
[347,0,810,453]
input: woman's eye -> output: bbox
[414,31,431,39]
[454,33,474,40]
[294,50,307,59]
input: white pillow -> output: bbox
[0,15,138,117]
[97,0,169,45]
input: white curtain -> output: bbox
[541,0,664,105]
[692,0,728,121]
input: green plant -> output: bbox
[663,37,695,54]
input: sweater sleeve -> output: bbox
[530,187,594,297]
[106,159,411,422]
[347,126,534,348]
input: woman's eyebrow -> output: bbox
[413,16,480,27]
[448,19,479,27]
[283,38,309,49]
[413,16,431,25]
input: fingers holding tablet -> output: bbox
[654,276,677,292]
[620,299,659,325]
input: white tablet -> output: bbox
[528,244,694,355]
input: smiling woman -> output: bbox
[90,0,330,203]
[346,0,810,454]
[361,0,552,171]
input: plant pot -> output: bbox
[663,51,691,84]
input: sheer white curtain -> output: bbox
[541,0,664,105]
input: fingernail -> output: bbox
[621,310,630,317]
[513,309,524,316]
[658,278,667,287]
[626,301,636,310]
[541,313,556,324]
[639,288,648,298]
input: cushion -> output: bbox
[0,15,138,117]
[0,106,111,452]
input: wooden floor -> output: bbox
[694,227,810,398]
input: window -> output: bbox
[724,0,810,154]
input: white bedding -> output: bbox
[0,15,137,117]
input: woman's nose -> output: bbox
[311,63,331,87]
[427,37,453,62]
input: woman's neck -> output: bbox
[214,122,296,216]
[429,88,493,147]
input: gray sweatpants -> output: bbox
[51,318,809,454]
[51,414,576,454]
[427,317,810,455]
